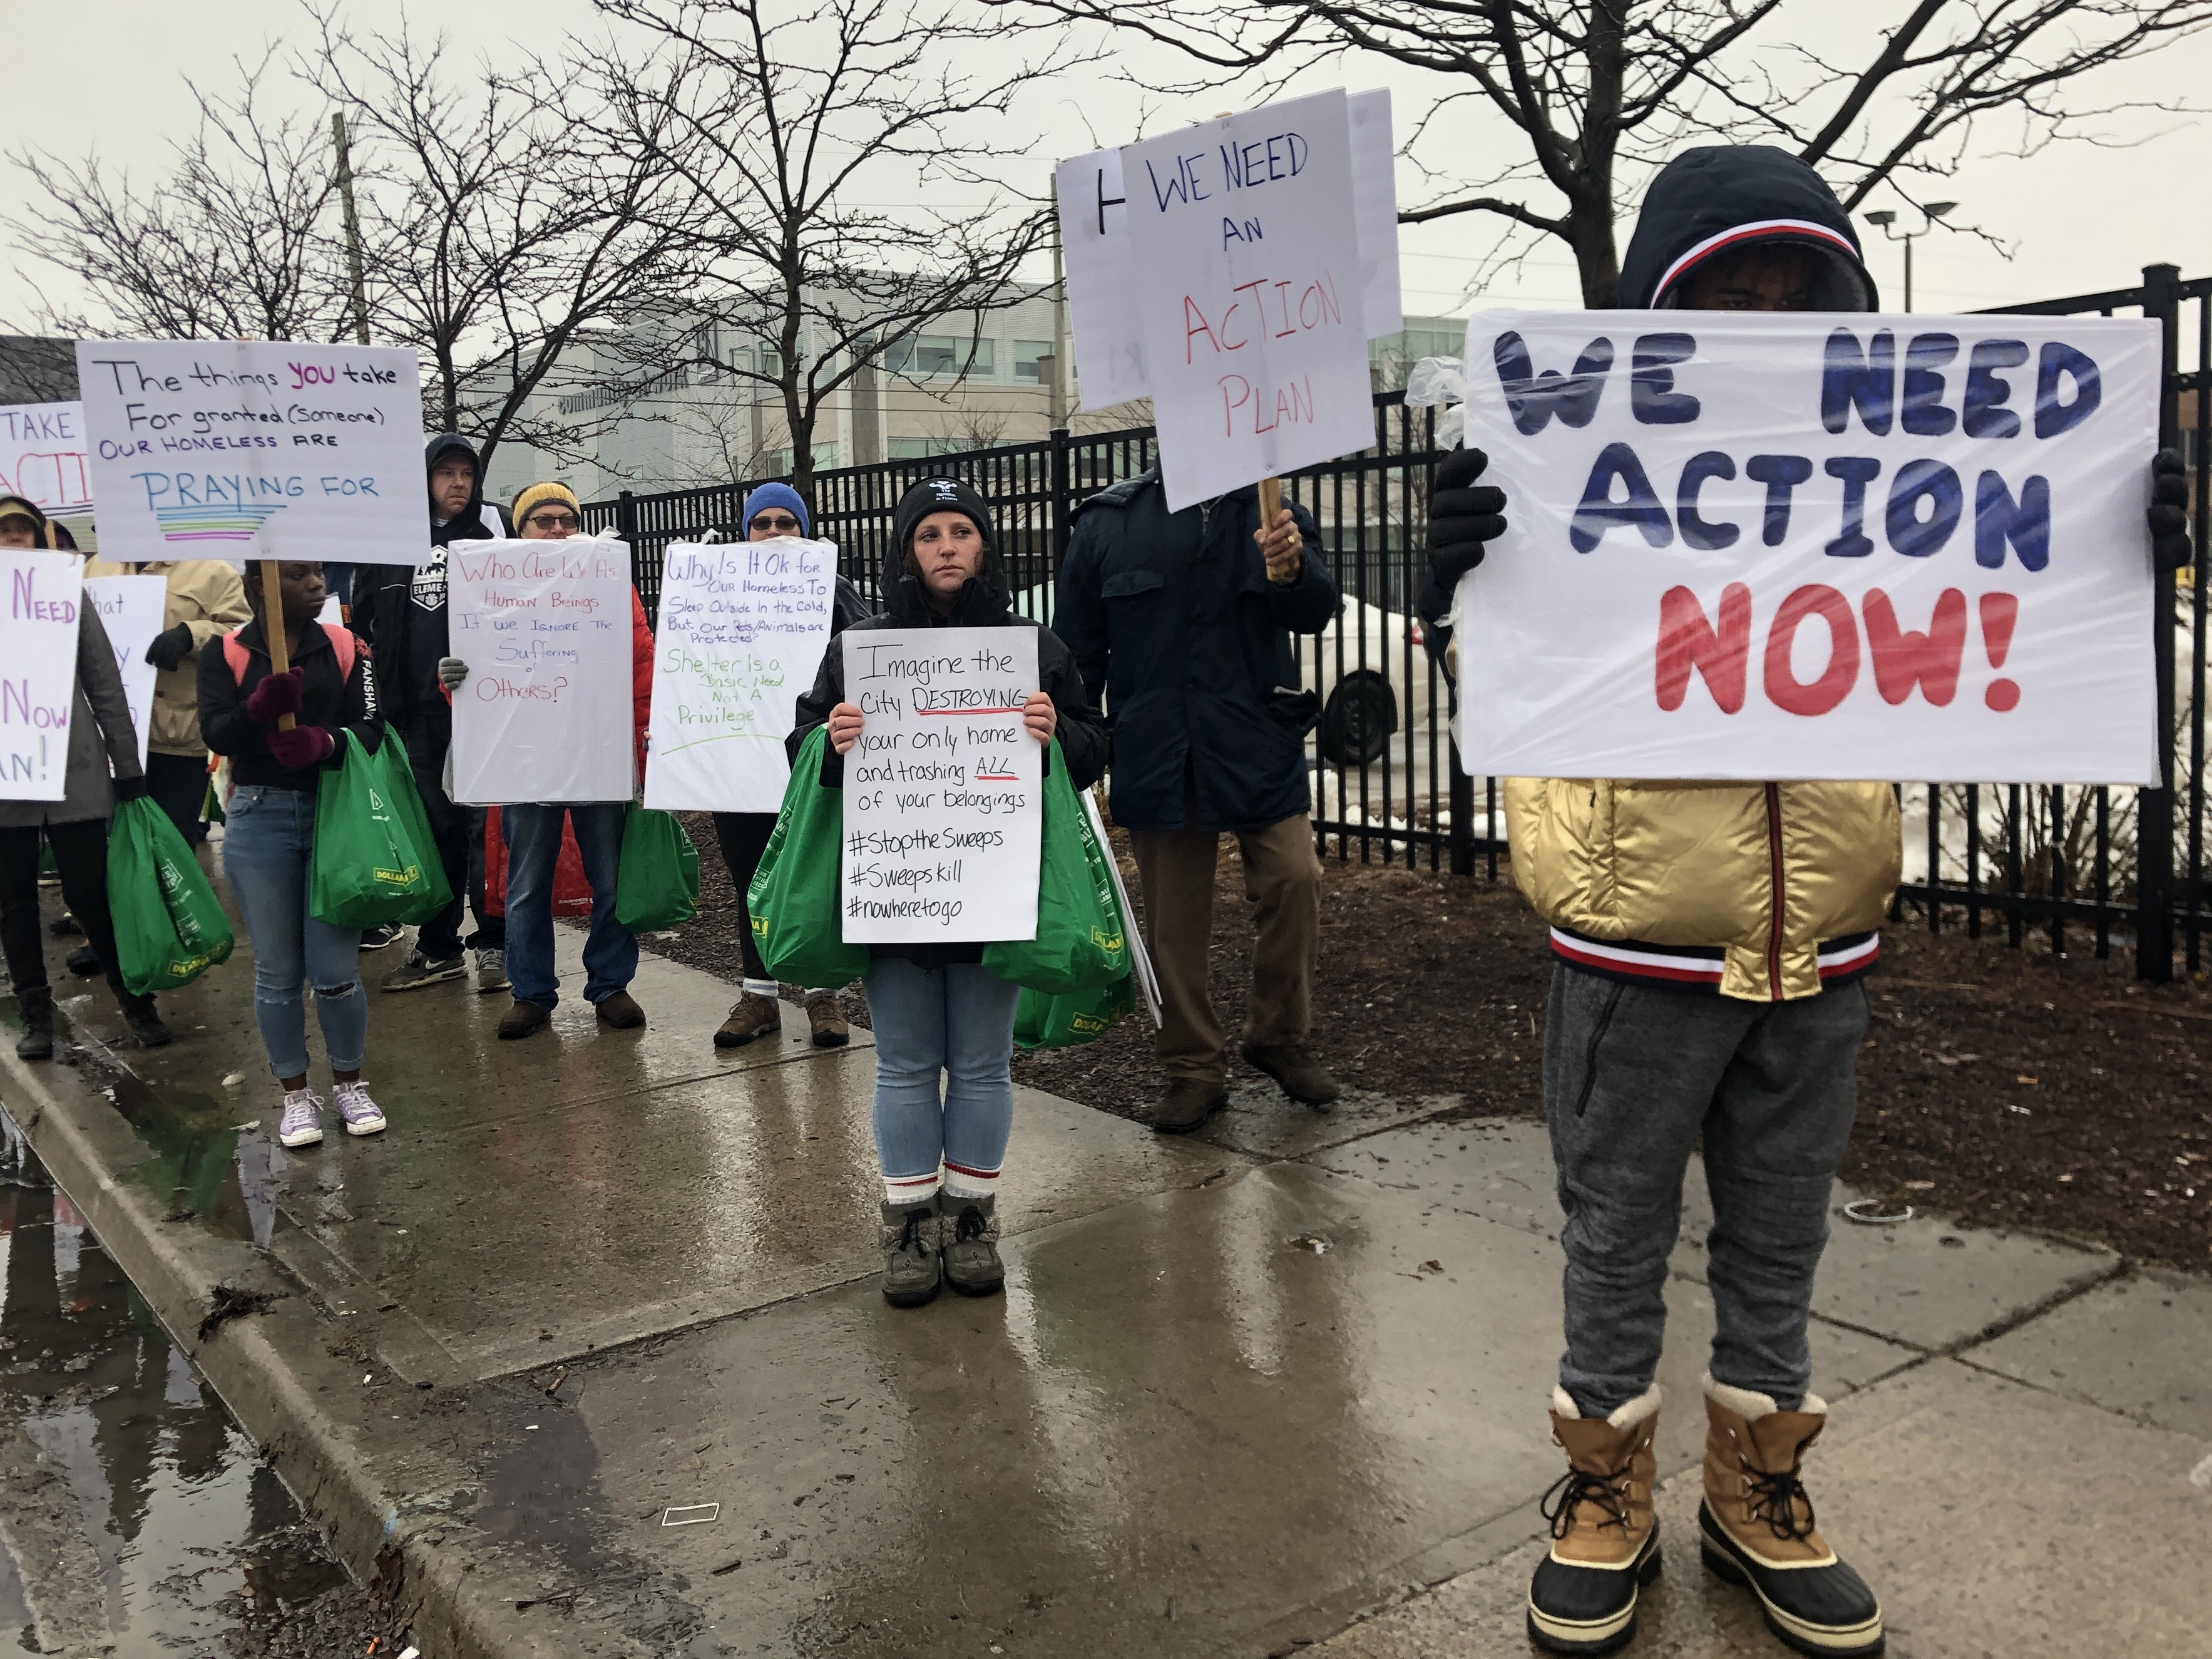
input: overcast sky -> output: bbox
[6,0,2212,333]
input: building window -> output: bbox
[887,436,945,460]
[1013,341,1056,382]
[883,334,996,379]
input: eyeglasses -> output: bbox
[750,513,802,533]
[527,511,581,531]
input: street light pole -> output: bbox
[1862,202,1957,312]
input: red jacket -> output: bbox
[628,585,653,784]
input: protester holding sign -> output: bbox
[0,498,170,1059]
[198,561,389,1148]
[791,478,1107,1307]
[705,483,871,1051]
[357,435,513,997]
[79,554,248,845]
[1055,478,1342,1132]
[441,484,655,1040]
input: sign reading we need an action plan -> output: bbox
[841,627,1042,945]
[74,340,427,567]
[1,552,84,802]
[1453,311,2162,786]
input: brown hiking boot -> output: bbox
[1150,1076,1227,1134]
[804,990,850,1047]
[1526,1385,1661,1654]
[496,999,551,1040]
[595,989,647,1030]
[1241,1042,1341,1106]
[1697,1375,1883,1658]
[714,992,781,1048]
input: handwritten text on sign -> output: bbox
[74,340,428,567]
[0,403,93,515]
[81,574,166,768]
[645,539,837,813]
[841,627,1042,945]
[1124,89,1373,511]
[1,552,83,802]
[1454,311,2161,784]
[448,543,635,805]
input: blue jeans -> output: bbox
[502,803,634,1010]
[222,784,367,1079]
[863,958,1020,1194]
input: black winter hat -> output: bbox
[891,476,994,565]
[1617,145,1877,312]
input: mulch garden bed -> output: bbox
[655,813,2212,1270]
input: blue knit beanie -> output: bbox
[741,481,811,537]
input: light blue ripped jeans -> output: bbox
[222,785,367,1079]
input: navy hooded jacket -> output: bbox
[1053,471,1340,833]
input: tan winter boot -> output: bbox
[1698,1375,1883,1657]
[1525,1385,1661,1654]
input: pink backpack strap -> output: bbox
[223,624,355,683]
[223,631,250,684]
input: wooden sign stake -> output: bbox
[257,560,296,731]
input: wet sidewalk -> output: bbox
[3,919,2209,1658]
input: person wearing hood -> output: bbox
[356,434,512,995]
[707,482,871,1052]
[79,550,249,848]
[1053,471,1344,1134]
[0,495,172,1058]
[790,478,1107,1308]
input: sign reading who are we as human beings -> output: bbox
[1452,311,2162,788]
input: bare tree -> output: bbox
[6,49,349,343]
[586,0,1091,506]
[303,4,693,470]
[1011,0,2212,306]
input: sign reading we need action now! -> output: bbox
[1453,311,2161,786]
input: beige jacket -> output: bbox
[82,558,251,757]
[1504,778,1902,1002]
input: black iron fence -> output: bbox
[588,264,2209,982]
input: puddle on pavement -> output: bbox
[0,1121,399,1657]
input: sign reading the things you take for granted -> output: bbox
[643,539,837,813]
[1120,89,1375,510]
[73,341,428,567]
[448,541,637,806]
[1453,311,2162,786]
[841,626,1042,945]
[0,552,83,802]
[0,403,93,516]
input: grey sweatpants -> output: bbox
[1543,964,1869,1419]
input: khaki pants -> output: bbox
[1128,808,1321,1085]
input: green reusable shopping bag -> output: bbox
[105,797,235,995]
[747,726,871,988]
[981,741,1131,997]
[309,731,453,928]
[1012,974,1135,1050]
[614,802,701,931]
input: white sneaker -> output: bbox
[474,947,510,994]
[278,1089,324,1148]
[334,1080,387,1138]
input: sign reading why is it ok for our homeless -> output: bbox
[73,340,429,567]
[1453,312,2161,786]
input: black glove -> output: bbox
[145,622,195,672]
[2149,447,2193,572]
[1427,446,1508,587]
[114,775,151,803]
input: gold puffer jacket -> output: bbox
[1504,778,1902,1002]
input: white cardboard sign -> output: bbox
[448,541,636,804]
[840,627,1042,944]
[0,552,83,801]
[74,341,428,567]
[0,402,93,516]
[81,573,166,768]
[1453,311,2162,784]
[644,539,837,813]
[1125,90,1375,510]
[1055,88,1400,418]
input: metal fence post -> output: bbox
[1048,424,1072,574]
[2139,262,2182,982]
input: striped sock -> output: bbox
[883,1169,940,1208]
[942,1159,1000,1202]
[742,978,779,999]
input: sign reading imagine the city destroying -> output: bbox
[1453,311,2162,785]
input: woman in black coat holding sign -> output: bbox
[790,477,1107,1309]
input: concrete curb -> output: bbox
[0,1027,651,1659]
